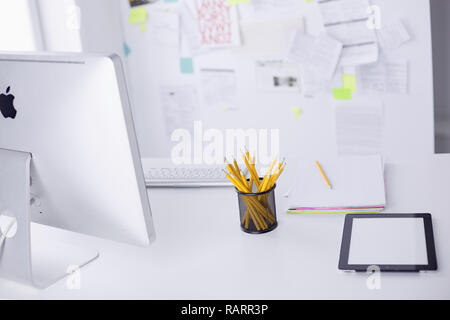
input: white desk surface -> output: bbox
[1,155,449,299]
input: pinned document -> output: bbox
[359,60,408,94]
[179,0,205,56]
[146,11,179,48]
[234,16,304,55]
[161,86,199,136]
[289,32,343,80]
[200,69,238,110]
[318,0,378,66]
[377,20,411,51]
[255,58,301,92]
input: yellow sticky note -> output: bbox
[129,8,147,24]
[342,74,357,93]
[292,107,302,120]
[333,88,352,100]
[140,24,146,32]
[228,0,250,5]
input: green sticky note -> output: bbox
[129,7,147,24]
[180,58,194,74]
[342,74,357,93]
[292,107,302,120]
[305,0,313,2]
[333,88,352,100]
[228,0,250,5]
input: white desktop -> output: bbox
[0,52,155,288]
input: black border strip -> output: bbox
[338,213,438,272]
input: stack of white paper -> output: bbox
[287,156,385,214]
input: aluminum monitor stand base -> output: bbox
[0,148,99,289]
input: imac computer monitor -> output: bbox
[0,53,155,247]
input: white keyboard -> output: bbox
[142,158,244,187]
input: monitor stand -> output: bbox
[0,148,99,289]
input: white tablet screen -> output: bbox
[348,218,428,265]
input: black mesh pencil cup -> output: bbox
[236,184,278,234]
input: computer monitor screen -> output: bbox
[0,53,155,246]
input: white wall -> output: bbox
[116,0,436,161]
[0,0,38,51]
[32,0,436,161]
[37,0,82,52]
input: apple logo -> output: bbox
[0,86,17,119]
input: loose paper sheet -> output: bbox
[200,69,238,110]
[358,60,408,94]
[147,11,179,48]
[335,102,384,155]
[289,31,343,80]
[179,0,207,56]
[233,16,304,55]
[377,20,411,51]
[161,86,198,135]
[318,0,379,66]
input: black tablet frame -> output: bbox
[338,213,437,272]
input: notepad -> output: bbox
[287,155,385,213]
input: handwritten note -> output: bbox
[195,0,241,48]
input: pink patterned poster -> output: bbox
[195,0,241,48]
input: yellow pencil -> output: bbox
[315,161,332,189]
